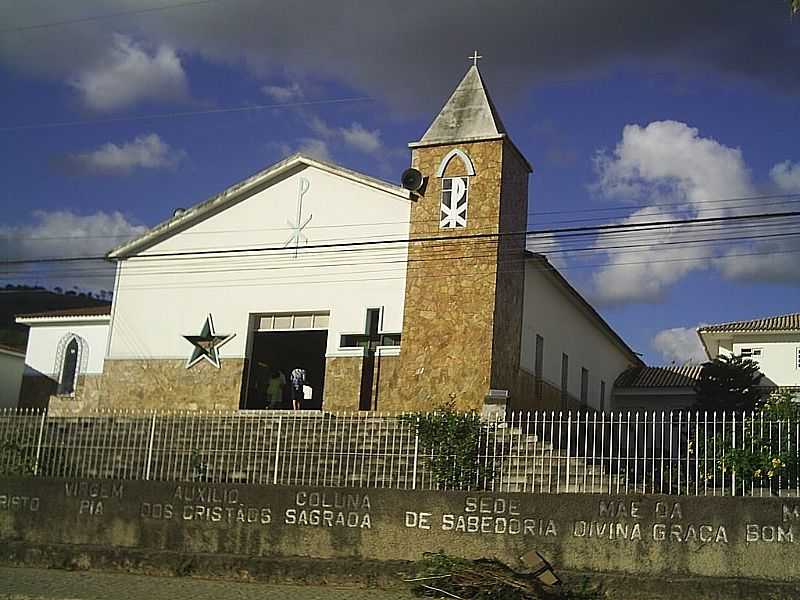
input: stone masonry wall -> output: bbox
[389,140,505,412]
[489,141,530,403]
[389,139,530,413]
[83,359,245,412]
[322,357,363,412]
[323,355,399,412]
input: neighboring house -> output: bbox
[612,365,702,411]
[698,313,800,392]
[15,306,111,412]
[0,343,25,408]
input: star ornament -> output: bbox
[183,314,235,369]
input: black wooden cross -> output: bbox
[341,309,401,410]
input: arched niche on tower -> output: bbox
[435,148,476,178]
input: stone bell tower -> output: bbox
[387,61,532,412]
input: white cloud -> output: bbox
[70,34,188,111]
[590,120,800,304]
[526,232,567,271]
[593,120,753,216]
[0,210,146,291]
[340,123,382,154]
[296,138,332,162]
[771,161,800,192]
[652,327,707,365]
[65,133,185,175]
[262,82,303,103]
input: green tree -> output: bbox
[717,390,800,495]
[694,354,763,412]
[792,0,799,15]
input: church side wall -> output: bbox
[520,262,637,411]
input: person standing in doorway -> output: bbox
[290,367,306,410]
[266,369,286,409]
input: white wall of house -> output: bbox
[713,334,800,388]
[0,348,25,408]
[520,261,639,409]
[20,320,110,378]
[108,164,411,361]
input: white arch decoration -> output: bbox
[53,333,89,394]
[435,148,476,178]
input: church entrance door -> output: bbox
[244,329,327,410]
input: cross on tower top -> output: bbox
[469,50,482,67]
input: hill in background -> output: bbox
[0,285,110,351]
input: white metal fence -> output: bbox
[1,408,798,496]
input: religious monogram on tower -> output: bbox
[440,176,469,229]
[284,177,312,257]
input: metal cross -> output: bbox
[284,177,312,258]
[469,50,482,66]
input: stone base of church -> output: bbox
[322,354,401,412]
[46,374,104,415]
[79,359,245,413]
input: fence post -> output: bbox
[33,411,47,476]
[412,416,420,491]
[273,414,282,485]
[144,412,157,481]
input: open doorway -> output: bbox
[243,330,327,410]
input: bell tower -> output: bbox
[388,60,532,412]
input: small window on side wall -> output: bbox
[58,337,79,396]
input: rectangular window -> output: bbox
[740,347,763,358]
[257,312,329,331]
[561,353,569,404]
[580,368,589,405]
[796,347,800,369]
[440,176,468,229]
[534,335,544,379]
[600,380,606,412]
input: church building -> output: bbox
[17,62,642,415]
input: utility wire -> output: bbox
[2,209,799,267]
[0,0,221,34]
[4,193,799,243]
[0,97,374,132]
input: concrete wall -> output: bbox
[2,477,800,585]
[109,164,410,363]
[520,263,637,410]
[0,349,24,408]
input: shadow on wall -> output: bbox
[17,368,56,410]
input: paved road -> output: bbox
[0,567,416,600]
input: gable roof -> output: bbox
[107,153,411,260]
[15,305,111,323]
[411,65,507,148]
[525,251,643,366]
[698,312,800,334]
[0,342,25,357]
[615,365,703,389]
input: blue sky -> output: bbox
[1,1,799,365]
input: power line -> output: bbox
[2,209,799,267]
[3,191,798,243]
[0,0,221,35]
[0,97,374,132]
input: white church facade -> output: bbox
[17,63,642,415]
